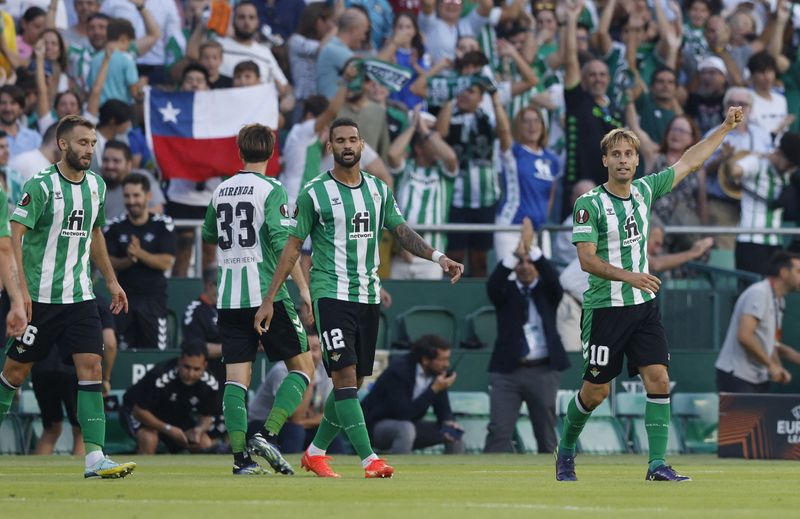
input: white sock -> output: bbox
[85,450,105,468]
[306,443,326,457]
[361,453,379,468]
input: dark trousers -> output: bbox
[371,419,465,454]
[734,241,783,276]
[716,369,770,393]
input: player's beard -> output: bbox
[65,146,91,171]
[333,149,361,168]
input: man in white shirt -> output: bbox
[747,51,789,137]
[8,122,58,183]
[418,0,495,62]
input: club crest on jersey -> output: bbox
[349,211,373,239]
[19,193,31,206]
[61,209,87,238]
[575,208,589,224]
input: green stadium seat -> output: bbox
[167,309,180,349]
[0,418,22,454]
[707,249,735,270]
[615,392,682,455]
[464,306,497,349]
[672,392,719,453]
[448,391,490,454]
[514,418,539,453]
[557,390,626,454]
[104,390,137,454]
[376,312,389,350]
[396,306,457,346]
[459,416,490,453]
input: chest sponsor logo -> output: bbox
[622,215,641,247]
[61,209,88,238]
[349,211,373,239]
[575,209,589,224]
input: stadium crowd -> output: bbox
[1,0,800,457]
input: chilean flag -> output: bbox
[144,84,280,181]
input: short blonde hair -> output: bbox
[600,128,640,156]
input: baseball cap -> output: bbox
[698,56,727,76]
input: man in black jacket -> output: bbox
[362,335,464,454]
[484,218,569,453]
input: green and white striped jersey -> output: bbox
[0,187,10,238]
[736,155,786,246]
[393,159,456,252]
[202,172,291,310]
[572,167,675,308]
[11,165,106,304]
[290,171,405,304]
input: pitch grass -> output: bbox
[1,454,798,519]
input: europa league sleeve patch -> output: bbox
[19,193,31,207]
[575,208,589,224]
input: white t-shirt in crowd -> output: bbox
[749,89,788,136]
[9,148,50,182]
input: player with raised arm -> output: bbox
[555,106,744,482]
[258,118,464,478]
[201,124,316,476]
[0,115,134,479]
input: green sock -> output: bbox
[558,393,593,456]
[0,376,17,425]
[645,394,670,470]
[77,385,105,452]
[265,371,308,436]
[310,392,342,451]
[333,388,374,460]
[223,382,248,453]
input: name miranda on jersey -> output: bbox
[218,186,255,197]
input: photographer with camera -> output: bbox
[361,334,464,454]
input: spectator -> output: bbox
[550,180,596,266]
[247,328,343,454]
[495,105,559,261]
[726,132,800,275]
[747,51,788,137]
[62,0,101,49]
[100,140,164,218]
[715,251,800,393]
[704,87,774,249]
[362,335,464,455]
[349,0,394,51]
[198,40,232,89]
[388,108,457,280]
[726,8,763,77]
[104,173,176,350]
[682,0,713,77]
[338,76,392,163]
[0,10,20,77]
[0,85,42,157]
[121,342,221,454]
[0,130,25,205]
[8,121,57,183]
[67,12,109,93]
[91,99,132,172]
[232,59,260,87]
[561,0,622,216]
[686,56,728,135]
[215,1,292,106]
[485,218,568,453]
[632,67,680,145]
[86,18,140,105]
[180,62,210,92]
[287,2,336,120]
[439,59,505,277]
[380,12,429,110]
[34,32,89,135]
[31,29,69,99]
[627,107,708,252]
[16,6,47,64]
[417,0,493,63]
[315,7,369,99]
[32,297,116,455]
[100,0,180,83]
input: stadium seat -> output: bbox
[464,306,497,349]
[376,312,389,350]
[16,389,42,454]
[557,390,626,454]
[615,392,682,455]
[707,249,735,270]
[167,309,180,349]
[104,390,137,454]
[514,418,539,453]
[671,392,719,453]
[396,306,457,346]
[0,418,23,454]
[448,391,490,453]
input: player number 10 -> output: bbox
[589,344,609,366]
[322,328,345,351]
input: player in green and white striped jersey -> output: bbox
[729,133,800,274]
[0,187,27,341]
[201,124,315,476]
[387,108,458,280]
[0,116,135,479]
[259,118,464,479]
[556,107,744,483]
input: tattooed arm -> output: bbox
[391,223,464,283]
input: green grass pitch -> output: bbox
[1,454,798,518]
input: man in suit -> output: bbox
[484,218,569,453]
[362,335,464,454]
